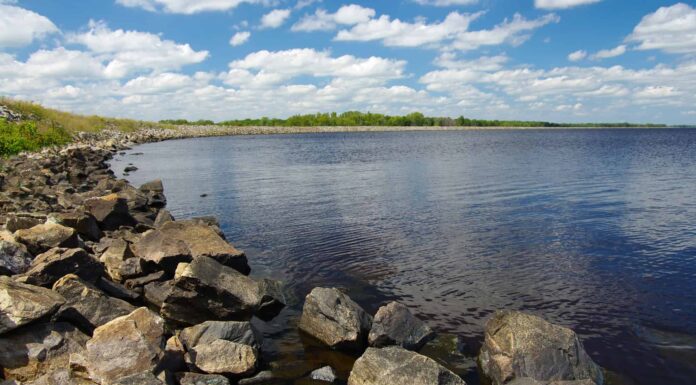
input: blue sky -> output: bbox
[1,0,695,123]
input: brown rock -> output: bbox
[19,248,103,287]
[14,223,79,255]
[0,276,65,335]
[84,193,136,231]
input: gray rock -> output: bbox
[478,311,603,385]
[133,220,249,274]
[5,213,46,233]
[0,276,65,335]
[82,307,166,384]
[0,322,89,381]
[188,339,258,375]
[111,372,165,385]
[368,301,434,350]
[97,277,141,302]
[177,372,231,385]
[237,371,277,385]
[310,366,338,382]
[179,320,261,350]
[84,193,136,231]
[0,240,33,275]
[348,346,466,385]
[140,179,164,194]
[52,274,136,333]
[14,223,79,255]
[18,248,103,287]
[298,287,372,350]
[256,278,286,321]
[124,270,166,290]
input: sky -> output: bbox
[1,0,695,124]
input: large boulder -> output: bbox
[139,179,167,208]
[298,287,372,350]
[368,301,434,350]
[133,220,249,274]
[0,240,33,276]
[188,339,257,376]
[159,257,280,325]
[84,193,136,231]
[81,307,166,384]
[478,311,603,385]
[52,274,136,333]
[0,276,65,335]
[47,211,101,241]
[179,320,261,350]
[0,322,89,381]
[14,223,79,255]
[348,346,466,385]
[18,248,103,288]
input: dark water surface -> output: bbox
[112,129,696,384]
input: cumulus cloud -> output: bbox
[292,4,375,32]
[568,50,587,62]
[230,31,251,46]
[591,45,626,60]
[413,0,478,6]
[626,3,696,54]
[67,21,209,78]
[452,13,559,50]
[0,4,59,48]
[335,11,482,47]
[535,0,601,10]
[115,0,262,14]
[261,9,291,29]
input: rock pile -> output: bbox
[0,129,606,385]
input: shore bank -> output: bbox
[0,130,608,385]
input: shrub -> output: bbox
[0,118,72,156]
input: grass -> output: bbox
[0,119,72,156]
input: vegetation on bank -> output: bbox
[169,111,667,128]
[0,119,72,156]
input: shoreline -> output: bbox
[0,130,609,385]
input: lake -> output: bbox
[112,129,696,385]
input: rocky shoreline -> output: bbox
[0,129,606,385]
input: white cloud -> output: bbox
[115,0,261,14]
[292,4,375,32]
[568,50,587,62]
[230,31,251,46]
[413,0,478,6]
[261,9,291,29]
[295,0,321,10]
[335,11,482,47]
[434,52,508,71]
[627,3,696,54]
[634,85,679,99]
[0,4,59,48]
[452,13,559,50]
[591,45,626,60]
[535,0,601,10]
[67,21,208,78]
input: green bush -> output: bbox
[0,118,72,156]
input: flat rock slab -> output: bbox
[18,248,103,288]
[368,301,434,350]
[52,274,136,333]
[0,276,65,335]
[348,346,466,385]
[82,307,166,384]
[14,223,79,255]
[478,311,603,385]
[298,287,372,351]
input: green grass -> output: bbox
[0,118,72,156]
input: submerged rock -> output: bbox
[0,276,65,335]
[348,346,466,385]
[298,287,372,351]
[368,301,434,350]
[310,366,338,382]
[478,311,603,385]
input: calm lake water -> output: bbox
[112,129,696,385]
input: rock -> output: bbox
[124,166,138,173]
[97,277,141,302]
[99,238,137,281]
[112,372,165,385]
[310,366,338,382]
[177,372,231,385]
[506,379,598,385]
[124,270,166,290]
[238,371,276,385]
[140,179,164,194]
[14,223,79,255]
[0,240,33,276]
[162,335,186,373]
[348,346,466,385]
[18,248,103,288]
[153,209,174,228]
[143,280,173,309]
[52,274,136,333]
[0,276,65,335]
[140,180,166,208]
[0,322,89,381]
[160,257,267,325]
[188,339,257,375]
[298,287,372,350]
[5,213,46,233]
[22,368,98,385]
[47,211,101,241]
[133,220,249,274]
[179,321,261,350]
[82,307,166,384]
[256,278,286,321]
[119,257,149,280]
[368,301,434,350]
[84,193,136,231]
[478,311,603,385]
